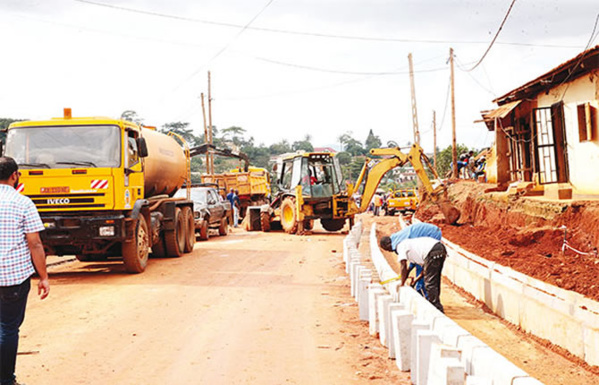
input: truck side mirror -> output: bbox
[137,137,148,158]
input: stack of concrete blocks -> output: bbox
[340,222,544,385]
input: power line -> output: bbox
[255,56,446,75]
[465,0,518,72]
[73,0,580,49]
[173,0,277,92]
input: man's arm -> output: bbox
[399,260,408,286]
[26,232,50,299]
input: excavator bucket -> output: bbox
[438,202,461,225]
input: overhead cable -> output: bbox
[464,0,518,72]
[74,0,579,49]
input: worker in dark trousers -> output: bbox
[380,236,447,313]
[382,222,442,299]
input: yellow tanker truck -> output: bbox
[1,109,196,273]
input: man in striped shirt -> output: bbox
[0,157,49,385]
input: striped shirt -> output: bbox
[0,184,44,286]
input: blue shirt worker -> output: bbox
[226,188,239,227]
[379,223,446,312]
[0,157,50,385]
[386,222,442,298]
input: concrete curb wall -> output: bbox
[342,221,543,385]
[442,232,599,367]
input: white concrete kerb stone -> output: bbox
[377,294,393,347]
[368,288,387,336]
[416,330,441,385]
[387,303,404,359]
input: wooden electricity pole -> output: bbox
[408,53,421,145]
[208,71,214,174]
[450,48,458,179]
[201,92,209,174]
[433,110,438,170]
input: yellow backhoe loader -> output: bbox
[249,144,460,234]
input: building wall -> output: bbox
[535,70,599,195]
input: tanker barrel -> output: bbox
[141,127,188,198]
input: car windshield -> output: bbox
[174,188,208,204]
[5,125,121,168]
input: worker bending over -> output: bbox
[380,223,446,313]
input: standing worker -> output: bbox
[380,224,446,313]
[383,222,442,299]
[0,157,50,385]
[233,190,241,227]
[226,188,239,228]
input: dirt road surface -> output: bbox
[18,226,406,385]
[17,216,599,384]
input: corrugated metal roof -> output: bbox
[476,100,521,130]
[493,45,599,105]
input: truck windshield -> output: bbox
[5,125,121,168]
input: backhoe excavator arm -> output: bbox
[348,144,460,224]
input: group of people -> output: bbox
[0,157,50,385]
[452,150,487,181]
[379,222,447,313]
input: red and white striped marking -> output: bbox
[16,183,24,193]
[90,179,109,189]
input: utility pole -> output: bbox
[433,110,438,170]
[208,71,214,174]
[201,92,209,174]
[450,48,458,179]
[408,53,421,145]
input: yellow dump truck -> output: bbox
[201,167,271,216]
[2,109,196,273]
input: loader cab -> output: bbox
[277,153,344,199]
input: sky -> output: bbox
[0,0,597,153]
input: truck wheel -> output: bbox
[199,220,209,241]
[218,217,228,236]
[122,215,150,273]
[164,208,184,257]
[320,218,346,232]
[280,197,298,234]
[182,206,195,253]
[260,211,271,232]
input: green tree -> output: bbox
[269,140,291,155]
[292,134,313,152]
[364,129,382,151]
[120,110,143,124]
[221,126,247,146]
[338,131,365,156]
[160,122,200,147]
[436,144,470,177]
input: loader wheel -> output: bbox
[320,218,346,232]
[182,206,195,253]
[280,197,299,234]
[303,219,314,231]
[164,207,184,257]
[218,217,228,236]
[199,220,209,241]
[260,211,271,232]
[122,215,150,273]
